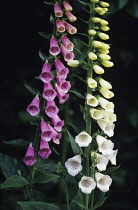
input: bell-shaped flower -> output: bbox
[86,94,99,107]
[45,100,59,118]
[54,2,63,17]
[51,114,64,132]
[55,58,69,80]
[60,44,74,62]
[108,149,118,165]
[61,35,74,51]
[96,135,114,155]
[91,152,109,171]
[27,95,40,116]
[38,139,52,159]
[39,61,53,83]
[95,172,112,192]
[65,154,82,176]
[99,78,112,89]
[93,65,104,74]
[87,78,97,88]
[55,83,69,104]
[100,88,114,99]
[48,124,62,144]
[79,176,96,194]
[23,143,36,166]
[63,1,73,12]
[56,76,71,93]
[75,131,92,147]
[101,60,114,68]
[40,120,53,141]
[63,21,77,34]
[67,60,79,67]
[65,12,77,22]
[90,108,103,120]
[56,19,65,33]
[43,82,57,101]
[97,120,115,137]
[101,110,117,123]
[98,97,114,112]
[49,36,60,56]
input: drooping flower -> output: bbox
[39,61,53,83]
[96,135,114,155]
[99,78,112,90]
[87,78,97,88]
[75,131,92,147]
[108,149,118,165]
[101,110,117,123]
[23,143,36,166]
[51,114,64,132]
[99,54,111,61]
[61,35,74,51]
[63,1,73,12]
[91,152,109,171]
[56,77,71,93]
[90,108,103,120]
[93,65,104,74]
[43,82,57,101]
[100,88,114,99]
[27,95,40,116]
[54,2,63,17]
[65,154,82,176]
[98,32,109,40]
[49,36,60,56]
[97,119,115,137]
[56,19,65,33]
[48,124,62,144]
[79,176,96,194]
[98,97,114,112]
[55,83,69,104]
[101,60,114,68]
[55,58,69,80]
[60,44,75,61]
[38,139,52,159]
[88,52,97,60]
[65,12,77,22]
[45,100,59,118]
[95,172,112,192]
[63,21,77,34]
[40,120,53,141]
[86,93,99,107]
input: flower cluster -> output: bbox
[65,0,118,195]
[24,1,77,166]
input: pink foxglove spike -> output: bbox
[23,143,36,166]
[39,61,53,83]
[49,36,60,56]
[38,139,52,159]
[27,95,40,116]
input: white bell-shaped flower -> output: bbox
[79,176,96,194]
[101,110,117,123]
[65,154,82,176]
[99,78,112,90]
[100,88,114,99]
[75,131,92,147]
[91,152,109,171]
[96,135,114,155]
[108,149,118,165]
[98,97,114,113]
[86,94,99,107]
[97,119,115,137]
[95,172,112,192]
[90,108,104,120]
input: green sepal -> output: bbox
[76,32,89,37]
[71,190,85,209]
[77,17,89,24]
[69,90,85,99]
[1,175,29,189]
[67,130,82,155]
[38,49,48,61]
[50,14,55,24]
[3,139,28,147]
[80,104,87,114]
[93,197,107,210]
[17,201,60,210]
[44,1,54,5]
[24,81,40,95]
[38,31,51,40]
[78,0,90,6]
[33,173,60,184]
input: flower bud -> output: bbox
[98,49,110,54]
[91,0,99,3]
[94,7,103,13]
[100,19,108,26]
[92,40,102,48]
[93,65,104,74]
[63,1,73,12]
[87,78,97,88]
[101,61,114,68]
[99,78,112,89]
[101,43,110,50]
[98,9,107,15]
[99,54,111,61]
[88,29,96,35]
[92,17,101,23]
[88,52,97,60]
[100,88,114,99]
[65,12,77,22]
[67,60,79,67]
[100,2,110,7]
[100,26,110,31]
[98,32,109,40]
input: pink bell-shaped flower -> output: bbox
[61,35,74,51]
[55,58,69,79]
[38,139,52,159]
[40,120,53,141]
[39,61,53,83]
[51,114,64,132]
[63,21,77,34]
[49,36,60,56]
[63,1,73,12]
[45,100,59,118]
[48,124,62,144]
[27,95,40,116]
[60,44,74,62]
[65,12,77,22]
[55,83,69,104]
[56,19,65,33]
[54,2,63,17]
[23,143,36,166]
[43,82,57,101]
[56,76,71,93]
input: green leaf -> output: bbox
[50,14,55,24]
[33,173,60,184]
[77,38,89,47]
[103,165,121,174]
[24,81,40,95]
[38,163,58,173]
[3,139,28,146]
[76,33,89,37]
[72,74,86,83]
[72,191,85,209]
[1,175,29,189]
[38,31,51,40]
[65,121,79,133]
[0,153,27,178]
[80,105,87,114]
[77,17,89,24]
[93,197,107,210]
[78,0,89,6]
[67,130,82,155]
[26,190,45,202]
[44,1,54,5]
[126,0,138,18]
[69,90,85,99]
[17,202,60,210]
[38,50,48,61]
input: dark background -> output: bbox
[0,0,138,209]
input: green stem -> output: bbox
[62,177,70,210]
